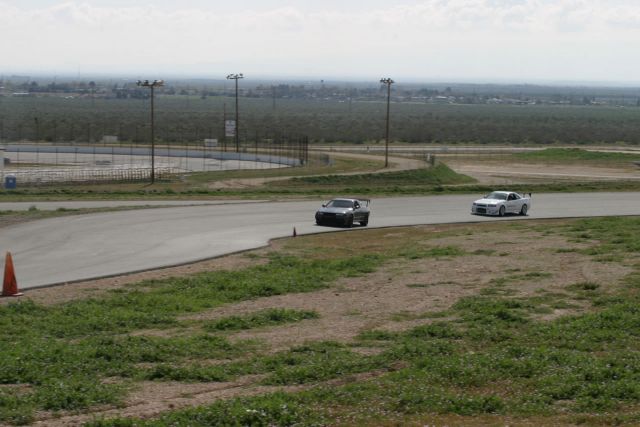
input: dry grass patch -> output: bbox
[182,222,631,354]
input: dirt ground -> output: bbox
[12,222,631,426]
[206,150,640,189]
[444,158,640,185]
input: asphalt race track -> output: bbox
[1,192,639,289]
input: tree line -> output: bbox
[2,95,640,145]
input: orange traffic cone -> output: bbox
[293,227,297,237]
[2,252,23,297]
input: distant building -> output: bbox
[431,96,451,104]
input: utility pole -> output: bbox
[136,79,164,184]
[380,77,394,168]
[222,102,227,152]
[272,85,276,111]
[226,73,244,152]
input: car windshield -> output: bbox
[486,192,507,200]
[327,200,354,208]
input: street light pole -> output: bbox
[136,79,164,183]
[380,77,394,168]
[226,73,244,152]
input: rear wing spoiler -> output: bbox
[347,198,371,207]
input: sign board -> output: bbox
[204,138,218,147]
[225,120,236,137]
[102,135,119,143]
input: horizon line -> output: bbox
[3,70,640,89]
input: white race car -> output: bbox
[471,191,531,216]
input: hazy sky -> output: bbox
[3,0,640,84]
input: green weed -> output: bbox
[204,308,319,332]
[398,245,466,260]
[86,392,325,426]
[569,281,600,291]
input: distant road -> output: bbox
[311,145,542,153]
[0,199,261,211]
[311,144,640,154]
[1,192,639,289]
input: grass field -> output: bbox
[2,148,640,203]
[282,162,475,186]
[2,216,640,425]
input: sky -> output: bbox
[2,0,640,84]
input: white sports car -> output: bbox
[471,191,531,216]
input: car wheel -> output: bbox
[346,215,354,228]
[499,205,505,217]
[360,214,369,226]
[520,204,528,216]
